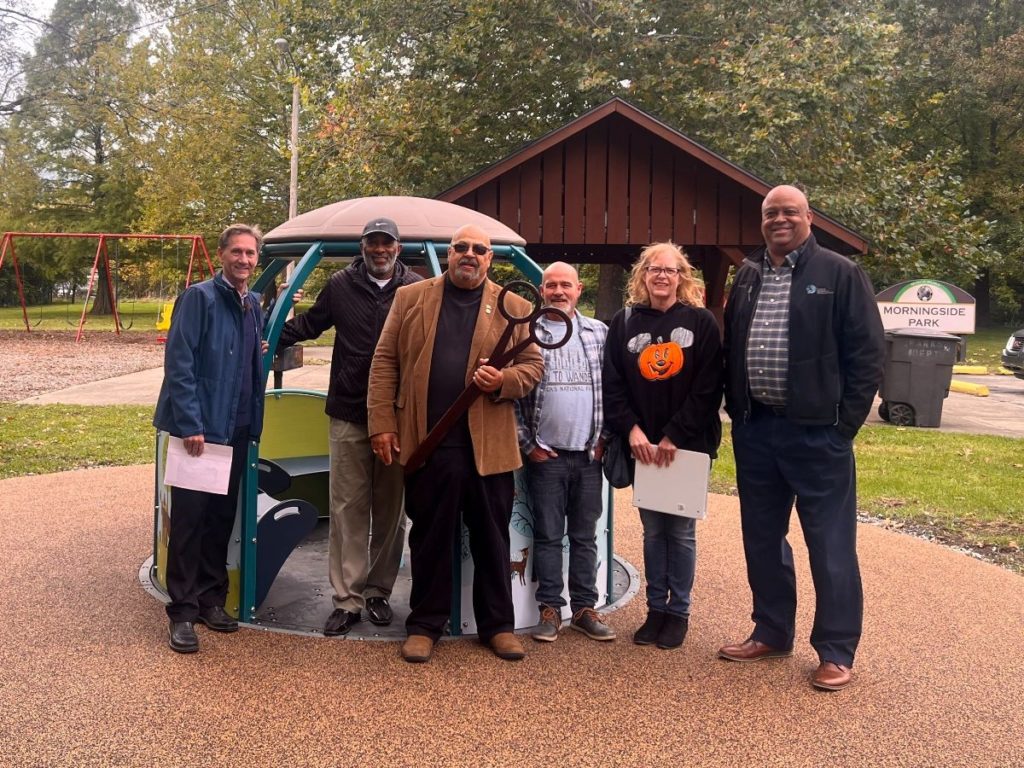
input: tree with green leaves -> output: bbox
[892,0,1024,321]
[0,0,1019,321]
[6,0,149,314]
[613,0,990,291]
[135,1,293,240]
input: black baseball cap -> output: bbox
[361,217,400,240]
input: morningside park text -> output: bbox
[880,304,969,328]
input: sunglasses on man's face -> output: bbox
[451,241,490,256]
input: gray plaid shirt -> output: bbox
[515,311,610,460]
[746,248,801,406]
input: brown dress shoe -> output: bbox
[718,637,793,662]
[488,632,526,661]
[401,635,435,663]
[812,661,852,691]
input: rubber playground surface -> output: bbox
[1,464,1021,767]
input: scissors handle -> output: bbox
[484,280,539,368]
[497,280,541,323]
[487,306,572,370]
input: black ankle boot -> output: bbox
[656,613,689,649]
[633,609,667,645]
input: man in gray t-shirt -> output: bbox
[515,262,615,643]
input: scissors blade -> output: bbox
[403,381,484,475]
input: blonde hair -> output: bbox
[625,242,704,307]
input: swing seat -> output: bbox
[156,300,174,331]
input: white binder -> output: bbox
[631,449,711,519]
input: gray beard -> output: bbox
[366,258,397,279]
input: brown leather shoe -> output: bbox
[812,661,852,691]
[401,635,435,663]
[488,632,526,661]
[718,637,793,662]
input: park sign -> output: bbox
[875,279,975,334]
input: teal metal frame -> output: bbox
[233,238,613,625]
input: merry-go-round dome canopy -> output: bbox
[263,195,527,247]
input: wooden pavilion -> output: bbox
[437,98,866,323]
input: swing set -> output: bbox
[0,232,216,342]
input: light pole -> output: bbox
[274,37,299,221]
[274,38,299,318]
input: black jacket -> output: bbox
[279,258,422,423]
[603,301,723,459]
[723,235,885,439]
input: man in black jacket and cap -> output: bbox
[279,217,422,636]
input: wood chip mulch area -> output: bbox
[0,330,166,402]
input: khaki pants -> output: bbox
[328,418,406,612]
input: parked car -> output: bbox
[1001,329,1024,380]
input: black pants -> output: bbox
[732,409,862,667]
[404,445,514,642]
[165,426,249,622]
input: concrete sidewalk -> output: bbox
[17,346,336,407]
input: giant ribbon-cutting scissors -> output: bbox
[403,280,573,474]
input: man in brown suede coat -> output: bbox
[368,224,543,663]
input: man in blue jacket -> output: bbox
[153,224,266,654]
[720,186,885,691]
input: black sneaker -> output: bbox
[196,606,239,633]
[531,604,561,642]
[570,607,616,641]
[633,609,667,645]
[656,613,689,650]
[324,608,361,637]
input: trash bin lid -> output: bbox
[884,327,962,341]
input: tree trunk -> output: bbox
[89,259,115,315]
[595,263,627,324]
[973,268,990,327]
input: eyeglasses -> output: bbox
[645,266,681,276]
[452,241,490,256]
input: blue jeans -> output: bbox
[638,508,696,617]
[524,450,603,614]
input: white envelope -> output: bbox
[164,436,233,495]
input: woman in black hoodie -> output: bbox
[602,242,724,650]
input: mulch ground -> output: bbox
[0,330,166,402]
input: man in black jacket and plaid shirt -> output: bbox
[720,185,885,692]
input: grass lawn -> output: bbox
[3,402,1021,573]
[0,403,155,476]
[710,428,1022,529]
[710,424,1024,571]
[0,300,167,331]
[961,326,1018,371]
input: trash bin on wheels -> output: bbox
[878,328,961,427]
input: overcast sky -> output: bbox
[9,1,56,51]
